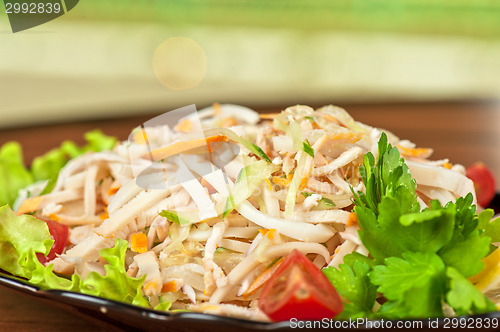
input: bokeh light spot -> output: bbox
[153,37,207,90]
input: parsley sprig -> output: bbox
[324,133,499,319]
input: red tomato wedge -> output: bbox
[466,162,496,208]
[258,249,343,321]
[36,217,68,264]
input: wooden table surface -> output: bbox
[0,101,499,331]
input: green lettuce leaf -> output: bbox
[0,205,147,307]
[31,148,67,182]
[0,143,34,208]
[0,130,116,207]
[32,130,117,183]
[79,239,148,307]
[0,205,51,279]
[154,301,173,311]
[83,130,118,153]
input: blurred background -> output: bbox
[0,0,500,188]
[2,0,500,126]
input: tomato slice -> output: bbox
[258,249,343,321]
[36,217,68,264]
[466,162,496,208]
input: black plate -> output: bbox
[1,194,500,332]
[0,272,290,332]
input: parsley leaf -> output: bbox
[393,204,454,254]
[353,132,418,217]
[353,133,454,261]
[370,251,447,318]
[354,206,400,262]
[302,140,315,158]
[446,267,496,315]
[324,133,498,320]
[437,195,490,277]
[301,192,336,209]
[323,253,377,319]
[320,196,336,207]
[478,209,500,252]
[438,230,490,278]
[249,143,272,163]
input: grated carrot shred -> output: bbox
[48,213,60,222]
[144,281,158,292]
[272,174,293,187]
[205,134,228,164]
[311,121,322,130]
[347,212,358,227]
[259,113,280,120]
[107,186,120,196]
[299,176,309,191]
[328,131,362,144]
[17,197,42,214]
[265,178,273,192]
[314,151,329,166]
[213,102,221,116]
[200,178,217,194]
[205,134,227,145]
[175,119,193,133]
[93,231,115,239]
[99,207,109,221]
[397,145,432,158]
[242,257,283,298]
[221,117,237,127]
[133,129,148,144]
[130,232,148,253]
[318,113,340,124]
[258,229,276,240]
[161,280,178,293]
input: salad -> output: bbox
[0,104,499,322]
